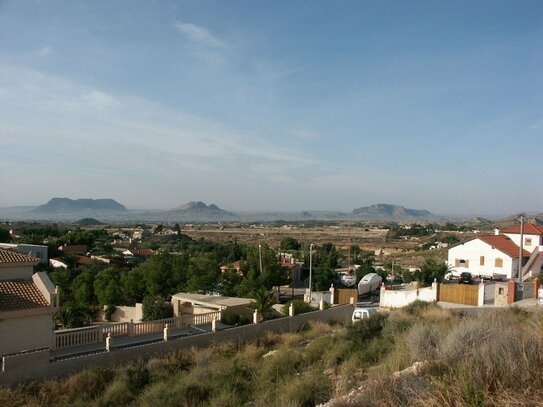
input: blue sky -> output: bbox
[0,1,541,216]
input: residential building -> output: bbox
[0,243,48,264]
[447,225,543,280]
[0,248,58,357]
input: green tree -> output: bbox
[186,253,220,293]
[414,258,449,286]
[120,267,147,304]
[218,268,243,296]
[142,296,173,321]
[280,237,301,251]
[71,269,97,305]
[251,287,275,319]
[313,264,337,291]
[49,268,74,303]
[94,267,121,305]
[0,227,10,243]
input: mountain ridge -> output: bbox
[33,198,127,213]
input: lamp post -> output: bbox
[308,243,314,303]
[258,241,263,276]
[518,214,525,284]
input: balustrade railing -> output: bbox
[53,310,222,350]
[54,325,101,349]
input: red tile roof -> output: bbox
[77,256,94,265]
[478,235,530,258]
[130,248,155,256]
[0,280,49,312]
[0,248,39,264]
[501,223,543,235]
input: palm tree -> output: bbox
[251,287,275,320]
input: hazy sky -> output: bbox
[1,1,542,215]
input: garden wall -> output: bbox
[1,304,353,386]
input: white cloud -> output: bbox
[289,125,321,141]
[174,23,226,48]
[0,63,315,186]
[37,46,53,57]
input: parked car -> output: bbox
[351,307,378,322]
[458,272,473,284]
[444,269,461,281]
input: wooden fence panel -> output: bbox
[438,284,478,306]
[334,288,358,305]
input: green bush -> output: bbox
[346,312,388,346]
[282,300,314,316]
[403,299,431,316]
[142,296,173,321]
[221,312,250,326]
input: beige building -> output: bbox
[0,248,58,357]
[171,292,253,319]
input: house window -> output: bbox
[525,238,532,246]
[498,287,504,295]
[495,258,503,268]
[480,256,485,266]
[456,259,468,268]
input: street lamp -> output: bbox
[258,241,263,276]
[308,243,314,303]
[518,214,525,284]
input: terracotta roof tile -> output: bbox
[501,223,543,235]
[0,280,49,312]
[0,248,39,264]
[478,234,530,258]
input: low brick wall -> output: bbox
[1,304,353,386]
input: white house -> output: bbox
[447,224,543,280]
[0,248,58,357]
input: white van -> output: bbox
[351,307,378,322]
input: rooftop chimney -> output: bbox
[494,228,500,235]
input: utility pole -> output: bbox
[518,214,525,284]
[308,243,314,303]
[258,240,263,277]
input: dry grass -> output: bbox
[3,309,543,407]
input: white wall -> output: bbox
[379,285,437,308]
[447,240,515,279]
[110,303,143,322]
[503,233,542,253]
[0,313,53,356]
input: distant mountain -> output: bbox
[351,204,436,221]
[165,202,237,222]
[73,217,105,225]
[33,198,127,213]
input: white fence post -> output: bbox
[163,324,169,341]
[105,333,112,352]
[212,318,217,332]
[253,309,259,324]
[289,302,295,317]
[319,298,325,310]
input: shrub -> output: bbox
[125,362,151,393]
[282,300,314,316]
[405,323,441,361]
[142,296,173,321]
[402,300,431,316]
[104,305,116,322]
[222,312,250,326]
[277,368,332,407]
[98,378,135,407]
[346,313,388,346]
[63,367,114,402]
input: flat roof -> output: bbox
[171,292,253,308]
